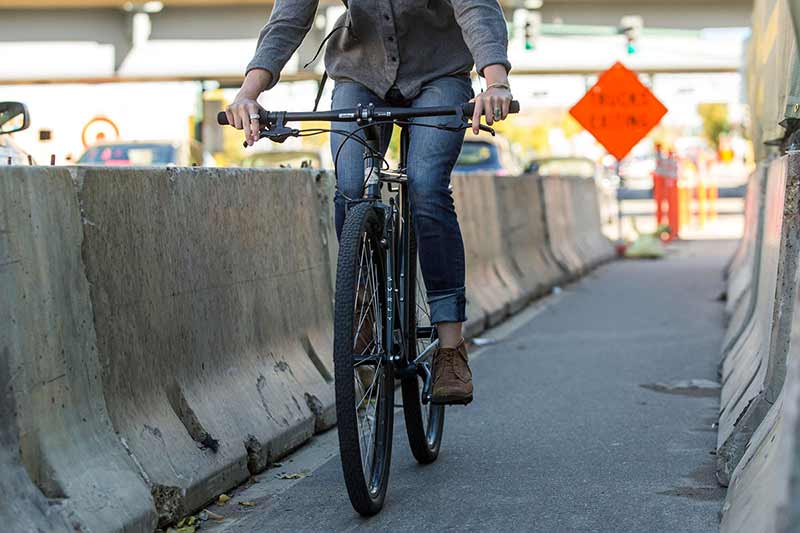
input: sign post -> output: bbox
[569,62,668,243]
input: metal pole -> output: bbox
[616,159,624,242]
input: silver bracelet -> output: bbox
[486,82,511,91]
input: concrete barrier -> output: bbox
[720,167,800,531]
[1,167,157,532]
[722,164,768,345]
[569,177,616,268]
[452,172,524,335]
[721,325,800,532]
[3,165,613,530]
[540,176,614,276]
[495,174,566,306]
[0,340,72,532]
[540,177,585,276]
[454,172,611,335]
[75,167,338,524]
[717,153,800,485]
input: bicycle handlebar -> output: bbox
[217,100,520,127]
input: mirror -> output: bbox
[0,102,30,135]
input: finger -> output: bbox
[240,109,253,145]
[250,116,261,144]
[232,106,244,130]
[246,103,260,145]
[225,107,234,127]
[472,98,483,135]
[501,97,511,121]
[485,96,495,126]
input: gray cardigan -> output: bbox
[247,0,511,99]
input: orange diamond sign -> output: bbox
[569,62,668,161]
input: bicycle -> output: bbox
[218,98,519,515]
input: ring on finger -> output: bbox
[493,108,502,119]
[249,113,260,120]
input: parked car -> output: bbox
[527,156,598,180]
[241,150,322,169]
[0,101,34,165]
[454,135,523,176]
[528,156,618,228]
[78,140,215,167]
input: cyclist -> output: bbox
[226,0,513,405]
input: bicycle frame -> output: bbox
[358,123,438,402]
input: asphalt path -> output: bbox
[203,240,731,532]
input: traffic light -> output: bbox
[524,11,541,51]
[620,15,643,55]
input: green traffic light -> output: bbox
[525,41,535,50]
[627,42,636,54]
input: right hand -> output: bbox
[225,92,265,147]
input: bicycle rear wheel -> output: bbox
[401,225,446,463]
[333,202,394,516]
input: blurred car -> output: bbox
[241,150,322,169]
[616,155,656,200]
[528,156,618,228]
[78,140,215,167]
[454,135,523,176]
[0,101,34,165]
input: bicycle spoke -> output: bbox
[349,229,387,489]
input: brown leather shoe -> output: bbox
[431,339,473,405]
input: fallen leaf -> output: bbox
[199,510,225,522]
[277,471,310,480]
[238,501,257,507]
[217,494,231,505]
[177,517,197,527]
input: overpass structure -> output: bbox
[0,0,752,85]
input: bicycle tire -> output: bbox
[333,202,394,516]
[401,224,446,463]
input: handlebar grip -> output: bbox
[462,100,520,117]
[216,110,269,126]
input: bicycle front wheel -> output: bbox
[333,202,394,516]
[401,224,446,463]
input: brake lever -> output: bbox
[465,123,496,136]
[260,126,299,143]
[241,111,300,146]
[241,126,300,147]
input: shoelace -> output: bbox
[435,350,460,381]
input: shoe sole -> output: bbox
[430,394,473,406]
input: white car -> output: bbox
[0,102,33,165]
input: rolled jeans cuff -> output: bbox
[427,287,467,324]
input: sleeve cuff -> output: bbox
[475,51,512,77]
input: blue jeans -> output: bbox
[331,75,472,324]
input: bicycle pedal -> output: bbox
[430,395,473,406]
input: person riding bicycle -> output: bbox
[226,0,513,405]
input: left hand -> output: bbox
[470,85,513,135]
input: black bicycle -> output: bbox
[219,98,519,515]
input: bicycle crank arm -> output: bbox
[420,362,433,405]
